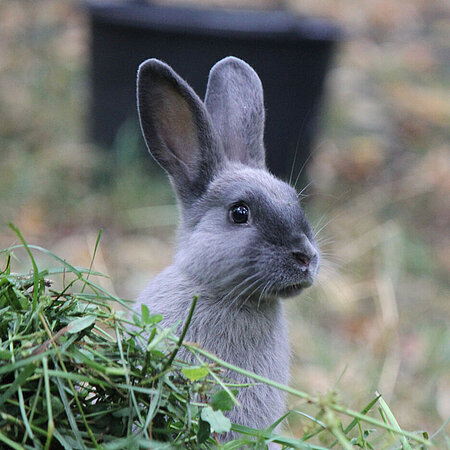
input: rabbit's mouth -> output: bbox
[277,285,303,298]
[275,282,308,298]
[274,274,316,297]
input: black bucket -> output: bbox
[86,2,341,180]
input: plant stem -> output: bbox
[163,295,198,371]
[184,343,431,447]
[39,314,100,449]
[378,392,412,450]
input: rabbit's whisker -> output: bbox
[222,274,263,308]
[220,273,261,305]
[288,133,302,186]
[313,213,328,233]
[256,280,272,311]
[313,211,344,239]
[238,279,267,312]
[230,277,265,309]
[315,236,336,246]
[297,181,312,199]
[314,216,336,239]
[291,108,318,189]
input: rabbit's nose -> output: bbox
[291,236,317,271]
[292,251,312,270]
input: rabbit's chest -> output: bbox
[188,302,290,385]
[186,303,290,430]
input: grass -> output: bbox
[0,226,441,449]
[1,227,230,449]
[0,0,448,448]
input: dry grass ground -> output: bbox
[0,0,448,444]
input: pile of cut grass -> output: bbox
[0,227,435,449]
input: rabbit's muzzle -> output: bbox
[274,239,319,298]
[292,237,318,271]
[291,233,319,274]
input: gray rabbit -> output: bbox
[135,57,320,443]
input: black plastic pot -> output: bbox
[86,1,341,180]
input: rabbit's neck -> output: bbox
[188,293,290,385]
[137,265,290,382]
[186,277,290,382]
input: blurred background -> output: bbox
[0,0,448,443]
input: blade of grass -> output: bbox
[1,253,12,274]
[52,428,76,450]
[39,313,100,449]
[184,343,431,447]
[431,417,449,440]
[267,411,291,433]
[192,352,240,408]
[81,229,102,294]
[0,351,54,376]
[162,295,198,371]
[329,394,381,447]
[0,363,36,409]
[0,411,48,438]
[296,410,327,442]
[42,356,54,450]
[9,244,132,310]
[9,224,41,302]
[328,421,354,450]
[0,430,25,450]
[293,410,327,430]
[230,423,328,449]
[27,376,43,433]
[377,392,412,450]
[18,382,36,445]
[55,376,85,449]
[142,378,164,435]
[45,267,106,277]
[114,321,146,437]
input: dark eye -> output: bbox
[229,203,249,224]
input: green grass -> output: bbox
[0,226,441,449]
[0,2,448,447]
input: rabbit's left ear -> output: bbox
[137,59,223,205]
[205,57,266,169]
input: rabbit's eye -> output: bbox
[229,204,249,224]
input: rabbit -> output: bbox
[135,56,320,444]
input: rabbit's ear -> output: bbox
[137,59,223,204]
[205,57,265,169]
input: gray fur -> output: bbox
[136,57,320,442]
[205,57,265,169]
[137,59,223,209]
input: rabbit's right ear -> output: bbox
[205,57,266,169]
[137,59,223,204]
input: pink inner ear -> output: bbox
[155,87,200,175]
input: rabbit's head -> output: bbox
[137,57,319,302]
